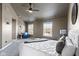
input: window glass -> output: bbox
[43,22,52,37]
[28,24,33,35]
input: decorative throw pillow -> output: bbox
[61,45,76,56]
[65,36,73,46]
[56,35,66,54]
[58,35,65,42]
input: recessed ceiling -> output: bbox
[11,3,69,22]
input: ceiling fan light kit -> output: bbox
[26,10,33,13]
[25,3,39,13]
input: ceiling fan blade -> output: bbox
[32,9,40,11]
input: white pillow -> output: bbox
[58,35,65,42]
[65,37,73,46]
[61,45,76,56]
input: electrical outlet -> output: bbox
[5,41,7,43]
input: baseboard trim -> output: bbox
[0,41,13,51]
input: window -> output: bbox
[43,22,52,37]
[28,24,33,35]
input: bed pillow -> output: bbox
[65,36,73,46]
[61,45,76,56]
[56,35,66,54]
[58,35,65,42]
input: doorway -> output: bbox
[12,19,16,39]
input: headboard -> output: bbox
[68,30,79,47]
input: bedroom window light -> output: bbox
[43,22,52,37]
[28,24,33,35]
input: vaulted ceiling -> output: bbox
[11,3,69,22]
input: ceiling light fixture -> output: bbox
[25,3,39,13]
[26,10,33,13]
[29,10,33,13]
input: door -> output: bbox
[12,19,16,39]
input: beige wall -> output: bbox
[0,4,2,48]
[67,3,79,47]
[24,21,28,32]
[52,17,67,39]
[2,3,25,47]
[18,18,25,34]
[26,17,67,40]
[2,3,18,47]
[33,19,43,38]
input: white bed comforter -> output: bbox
[19,39,58,56]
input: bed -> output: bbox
[61,30,79,56]
[19,29,79,56]
[19,38,58,56]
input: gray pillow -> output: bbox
[61,45,76,56]
[56,41,65,54]
[56,35,66,54]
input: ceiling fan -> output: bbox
[25,3,40,13]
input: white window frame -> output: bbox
[28,24,33,35]
[43,22,52,37]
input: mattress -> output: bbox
[19,39,58,56]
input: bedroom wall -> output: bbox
[33,19,43,38]
[2,3,25,47]
[0,4,2,48]
[26,17,67,40]
[2,3,18,47]
[52,17,67,40]
[18,18,25,34]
